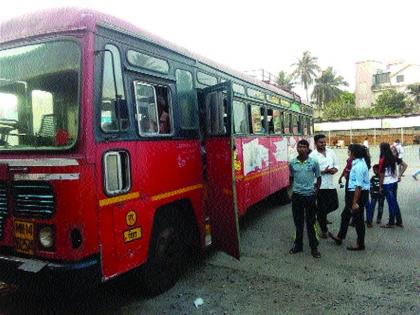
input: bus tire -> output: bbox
[138,213,185,296]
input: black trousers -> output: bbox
[292,193,318,250]
[317,189,339,233]
[337,190,369,247]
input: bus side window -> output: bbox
[267,108,274,134]
[133,82,172,136]
[100,44,128,133]
[233,100,248,134]
[272,109,282,135]
[284,112,290,134]
[250,104,263,134]
[205,91,227,135]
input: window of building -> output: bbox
[176,69,197,129]
[127,50,169,74]
[396,75,404,83]
[233,100,248,134]
[101,44,128,133]
[133,82,172,135]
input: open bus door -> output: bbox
[201,82,240,259]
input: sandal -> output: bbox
[328,232,342,245]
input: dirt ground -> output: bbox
[0,146,419,315]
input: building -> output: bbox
[355,60,420,108]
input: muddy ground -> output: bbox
[0,146,419,314]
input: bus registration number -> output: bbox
[15,221,34,255]
[123,227,142,243]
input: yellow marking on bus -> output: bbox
[99,192,140,207]
[151,184,203,201]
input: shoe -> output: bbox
[376,220,381,224]
[413,175,418,181]
[319,231,328,239]
[367,223,373,228]
[328,232,342,245]
[311,249,321,258]
[396,223,404,228]
[289,246,303,254]
[380,224,394,228]
[346,245,365,251]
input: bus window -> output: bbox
[272,109,282,135]
[176,69,197,129]
[297,115,303,134]
[292,114,299,134]
[100,44,128,133]
[133,82,172,135]
[233,100,248,134]
[284,112,291,134]
[267,109,274,134]
[205,91,227,135]
[250,105,264,134]
[309,118,314,135]
[303,117,308,135]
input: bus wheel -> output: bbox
[139,216,184,296]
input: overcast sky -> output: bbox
[0,0,418,100]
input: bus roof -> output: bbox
[0,7,299,101]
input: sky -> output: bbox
[0,0,418,101]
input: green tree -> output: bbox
[311,67,349,109]
[372,89,406,115]
[406,83,420,113]
[276,71,294,90]
[322,92,356,119]
[291,51,320,102]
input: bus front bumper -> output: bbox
[0,254,101,287]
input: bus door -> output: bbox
[201,82,240,259]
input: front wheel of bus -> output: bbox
[139,216,184,296]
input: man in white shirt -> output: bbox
[309,134,339,238]
[393,139,407,177]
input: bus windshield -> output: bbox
[0,41,81,150]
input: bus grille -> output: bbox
[0,183,7,240]
[12,182,55,218]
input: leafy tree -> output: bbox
[322,92,356,120]
[291,51,320,102]
[406,83,420,113]
[311,67,348,109]
[276,71,294,90]
[372,89,406,115]
[406,83,420,104]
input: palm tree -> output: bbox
[276,71,295,90]
[291,51,320,102]
[311,67,349,109]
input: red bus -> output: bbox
[0,8,313,295]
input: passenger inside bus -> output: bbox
[157,95,170,134]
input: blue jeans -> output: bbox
[367,194,385,224]
[383,182,402,225]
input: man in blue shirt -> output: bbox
[289,139,322,258]
[329,144,370,251]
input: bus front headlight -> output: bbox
[39,225,54,249]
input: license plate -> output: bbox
[15,221,34,255]
[123,227,142,243]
